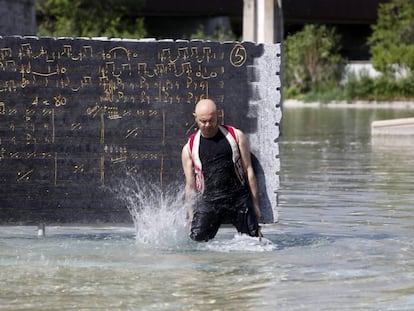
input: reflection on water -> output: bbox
[1,105,414,310]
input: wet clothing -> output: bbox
[187,126,259,242]
[190,192,259,242]
[188,125,246,194]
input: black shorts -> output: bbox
[190,193,259,242]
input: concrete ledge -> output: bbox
[284,99,414,109]
[371,117,414,146]
[371,118,414,136]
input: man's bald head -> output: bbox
[194,99,219,138]
[194,99,217,116]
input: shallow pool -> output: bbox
[1,105,414,310]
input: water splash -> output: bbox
[115,174,277,252]
[200,234,277,252]
[116,175,189,248]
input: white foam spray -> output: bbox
[115,174,277,252]
[201,234,277,252]
[116,174,189,248]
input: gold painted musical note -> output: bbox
[105,106,121,120]
[126,127,140,139]
[178,47,190,60]
[18,43,32,59]
[73,164,84,173]
[107,46,132,61]
[17,169,34,182]
[174,62,192,77]
[33,46,48,59]
[71,123,82,130]
[0,47,12,59]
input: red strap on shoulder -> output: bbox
[222,125,237,141]
[188,133,196,153]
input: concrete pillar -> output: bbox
[243,0,283,43]
[257,0,274,43]
[274,0,284,43]
[243,0,257,42]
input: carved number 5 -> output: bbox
[230,44,247,67]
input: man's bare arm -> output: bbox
[181,144,196,221]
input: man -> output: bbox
[181,99,261,242]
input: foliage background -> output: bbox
[36,0,147,38]
[283,0,414,101]
[36,0,414,101]
[369,0,414,77]
[36,0,238,41]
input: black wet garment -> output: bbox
[190,193,259,242]
[190,131,259,242]
[199,130,247,201]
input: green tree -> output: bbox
[369,0,414,76]
[283,24,345,95]
[36,0,147,39]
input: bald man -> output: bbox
[182,99,261,242]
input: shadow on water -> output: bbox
[263,231,395,251]
[269,233,334,249]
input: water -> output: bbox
[1,104,414,310]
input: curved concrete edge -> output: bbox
[284,99,414,110]
[371,118,414,136]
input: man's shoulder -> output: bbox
[187,129,201,154]
[221,124,243,132]
[220,125,244,142]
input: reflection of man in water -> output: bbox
[181,99,261,241]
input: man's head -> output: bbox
[194,99,219,138]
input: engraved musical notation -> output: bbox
[1,42,232,104]
[0,38,250,188]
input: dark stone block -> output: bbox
[0,36,281,224]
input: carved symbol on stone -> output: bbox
[230,44,247,67]
[54,94,66,107]
[17,169,34,182]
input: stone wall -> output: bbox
[0,36,282,224]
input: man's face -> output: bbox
[195,110,218,138]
